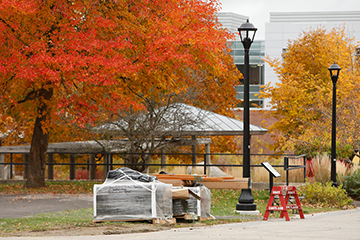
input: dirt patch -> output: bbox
[1,221,213,237]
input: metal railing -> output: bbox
[0,152,306,183]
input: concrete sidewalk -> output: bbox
[1,208,359,240]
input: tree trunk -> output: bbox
[24,88,53,188]
[124,154,145,172]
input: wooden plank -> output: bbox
[225,178,249,182]
[157,175,249,189]
[154,174,237,182]
[172,188,190,199]
[200,180,249,189]
[201,177,224,182]
[222,176,235,180]
[188,189,201,200]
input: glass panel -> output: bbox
[251,41,262,48]
[236,85,261,92]
[249,58,264,65]
[235,85,242,91]
[232,50,245,56]
[229,40,263,50]
[234,57,243,64]
[229,41,243,49]
[235,92,263,100]
[249,50,261,55]
[236,65,262,85]
[236,100,263,108]
[234,56,264,65]
[250,92,263,99]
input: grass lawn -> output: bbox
[0,181,352,236]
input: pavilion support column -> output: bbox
[23,153,30,180]
[205,143,211,176]
[70,154,76,180]
[109,154,113,171]
[191,136,197,174]
[47,153,54,180]
[89,154,96,180]
[0,154,4,179]
[23,154,29,180]
[103,154,109,179]
[160,148,166,172]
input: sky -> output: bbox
[219,0,359,39]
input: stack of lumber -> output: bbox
[153,174,250,189]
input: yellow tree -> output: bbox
[261,26,360,159]
[0,0,240,187]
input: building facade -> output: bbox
[218,11,360,110]
[264,11,360,109]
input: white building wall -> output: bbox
[217,12,249,35]
[264,11,360,109]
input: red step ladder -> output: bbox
[263,186,305,221]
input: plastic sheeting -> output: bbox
[105,167,158,183]
[172,186,211,218]
[94,168,173,222]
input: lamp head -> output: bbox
[328,62,341,83]
[238,19,257,44]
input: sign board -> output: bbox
[261,162,281,178]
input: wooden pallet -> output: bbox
[152,218,177,224]
[94,218,176,224]
[174,213,199,221]
[174,214,216,221]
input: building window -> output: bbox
[236,64,264,85]
[229,40,265,108]
[235,85,264,108]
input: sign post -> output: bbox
[261,162,281,193]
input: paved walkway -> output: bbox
[1,208,360,240]
[0,194,93,218]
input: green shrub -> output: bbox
[299,182,353,208]
[342,169,360,200]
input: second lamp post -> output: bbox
[328,62,341,187]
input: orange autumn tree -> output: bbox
[261,26,360,159]
[0,0,240,187]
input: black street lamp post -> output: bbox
[328,63,341,187]
[236,19,257,211]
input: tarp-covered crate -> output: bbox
[93,168,173,222]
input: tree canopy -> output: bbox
[0,0,240,187]
[261,26,360,159]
